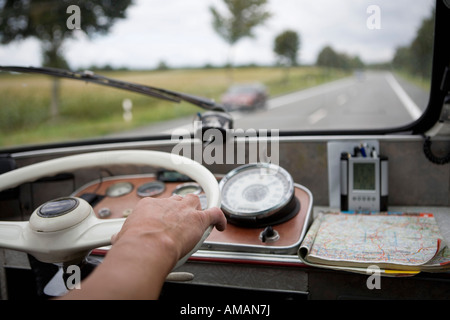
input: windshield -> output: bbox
[0,0,435,149]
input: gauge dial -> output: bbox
[105,182,134,198]
[137,181,166,197]
[172,183,202,197]
[219,163,298,227]
[198,194,208,210]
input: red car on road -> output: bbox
[221,83,268,111]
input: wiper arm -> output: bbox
[0,66,226,112]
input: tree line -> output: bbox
[392,7,434,79]
[315,46,364,71]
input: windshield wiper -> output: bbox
[0,65,226,112]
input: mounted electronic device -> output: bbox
[340,145,388,212]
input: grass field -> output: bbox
[0,66,348,148]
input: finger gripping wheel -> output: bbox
[0,150,221,267]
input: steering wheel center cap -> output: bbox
[38,198,79,218]
[30,197,92,232]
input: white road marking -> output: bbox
[267,77,355,110]
[164,73,420,134]
[385,72,422,120]
[162,78,355,134]
[337,94,348,106]
[163,123,191,134]
[308,108,328,124]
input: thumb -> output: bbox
[203,206,227,232]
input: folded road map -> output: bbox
[299,212,450,276]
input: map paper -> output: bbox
[299,212,450,272]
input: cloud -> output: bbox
[0,0,435,68]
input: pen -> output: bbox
[371,147,378,158]
[360,143,367,157]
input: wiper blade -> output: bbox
[0,66,226,112]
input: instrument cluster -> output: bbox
[73,164,313,255]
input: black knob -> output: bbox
[260,226,275,243]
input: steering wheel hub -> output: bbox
[30,197,91,233]
[38,198,79,218]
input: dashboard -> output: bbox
[72,164,313,259]
[0,136,449,300]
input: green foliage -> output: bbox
[210,0,271,46]
[0,0,133,68]
[0,0,134,120]
[392,7,435,79]
[274,30,300,67]
[316,46,364,70]
[0,86,50,132]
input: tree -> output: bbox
[316,45,364,71]
[392,46,412,71]
[210,0,271,75]
[274,30,300,66]
[316,46,340,69]
[392,7,435,79]
[274,30,300,83]
[0,0,133,117]
[409,8,435,79]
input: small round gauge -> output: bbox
[198,194,208,210]
[105,182,134,198]
[219,163,298,227]
[172,182,202,197]
[137,181,166,197]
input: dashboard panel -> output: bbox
[0,136,449,300]
[71,168,313,257]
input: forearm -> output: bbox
[58,196,226,300]
[60,235,177,300]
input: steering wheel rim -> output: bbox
[0,150,221,268]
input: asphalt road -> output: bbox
[113,70,429,138]
[231,70,428,132]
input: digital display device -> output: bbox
[353,163,376,190]
[340,154,388,212]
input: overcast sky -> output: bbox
[0,0,435,69]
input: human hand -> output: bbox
[60,194,226,300]
[111,194,227,266]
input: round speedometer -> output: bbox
[137,181,165,197]
[106,182,133,198]
[219,163,299,227]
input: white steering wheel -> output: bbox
[0,150,221,268]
